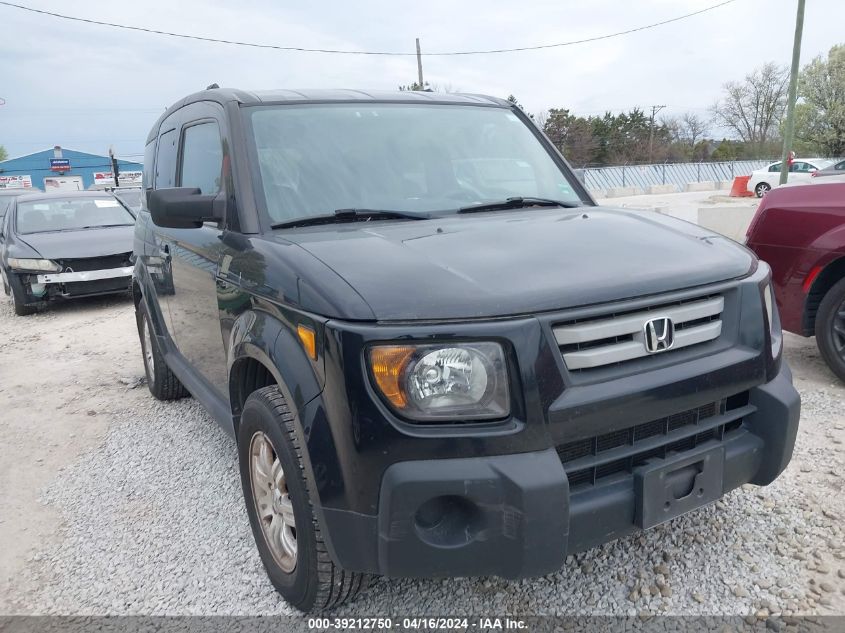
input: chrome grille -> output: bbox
[554,295,724,370]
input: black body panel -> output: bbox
[131,88,801,581]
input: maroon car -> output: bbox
[746,181,845,380]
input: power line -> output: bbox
[0,0,738,57]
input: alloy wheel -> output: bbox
[142,316,156,384]
[249,431,297,573]
[833,299,845,360]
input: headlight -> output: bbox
[7,258,60,272]
[368,342,510,422]
[763,281,783,358]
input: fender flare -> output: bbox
[228,308,342,563]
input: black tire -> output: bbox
[755,182,771,198]
[238,386,371,612]
[815,277,845,382]
[8,272,37,316]
[136,299,189,400]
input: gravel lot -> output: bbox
[1,288,844,619]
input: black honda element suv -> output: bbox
[133,87,800,612]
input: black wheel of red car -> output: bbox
[136,299,189,400]
[7,271,36,316]
[755,182,771,198]
[815,277,845,382]
[237,386,372,612]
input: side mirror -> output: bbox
[148,187,223,229]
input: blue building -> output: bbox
[0,146,143,191]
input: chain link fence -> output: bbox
[578,160,773,193]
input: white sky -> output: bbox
[1,0,843,159]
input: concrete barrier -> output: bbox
[716,180,733,190]
[645,184,678,195]
[605,186,642,198]
[587,189,607,199]
[684,181,716,192]
[696,206,758,242]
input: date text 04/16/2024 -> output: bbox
[307,617,528,630]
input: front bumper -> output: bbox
[320,362,799,579]
[36,266,133,284]
[12,268,132,306]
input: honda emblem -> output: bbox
[644,317,675,353]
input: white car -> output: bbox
[747,158,836,197]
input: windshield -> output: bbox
[247,103,585,224]
[113,189,142,212]
[15,197,135,234]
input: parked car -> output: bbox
[747,158,835,197]
[746,181,845,381]
[810,158,845,179]
[134,88,800,612]
[0,191,135,315]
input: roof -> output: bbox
[13,190,115,203]
[766,157,832,165]
[148,87,512,142]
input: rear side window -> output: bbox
[179,122,223,195]
[836,160,845,171]
[767,163,781,172]
[155,129,178,189]
[143,140,156,191]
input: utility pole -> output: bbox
[648,104,666,163]
[415,38,424,90]
[779,0,806,186]
[108,146,120,187]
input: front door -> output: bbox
[166,109,230,399]
[789,161,816,183]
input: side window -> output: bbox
[836,160,845,171]
[155,129,178,189]
[142,139,156,191]
[790,161,809,173]
[767,163,781,172]
[179,121,223,195]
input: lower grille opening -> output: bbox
[56,253,132,272]
[557,395,748,489]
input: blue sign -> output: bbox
[50,158,71,171]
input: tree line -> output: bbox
[521,44,845,167]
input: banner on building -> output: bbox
[93,171,143,186]
[0,175,33,189]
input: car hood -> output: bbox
[17,225,134,259]
[281,207,755,321]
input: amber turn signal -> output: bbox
[368,345,416,408]
[297,324,317,360]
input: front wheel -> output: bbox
[238,386,371,612]
[7,271,37,316]
[755,182,771,197]
[815,277,845,382]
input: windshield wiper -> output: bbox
[80,224,133,229]
[271,208,428,229]
[458,197,580,214]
